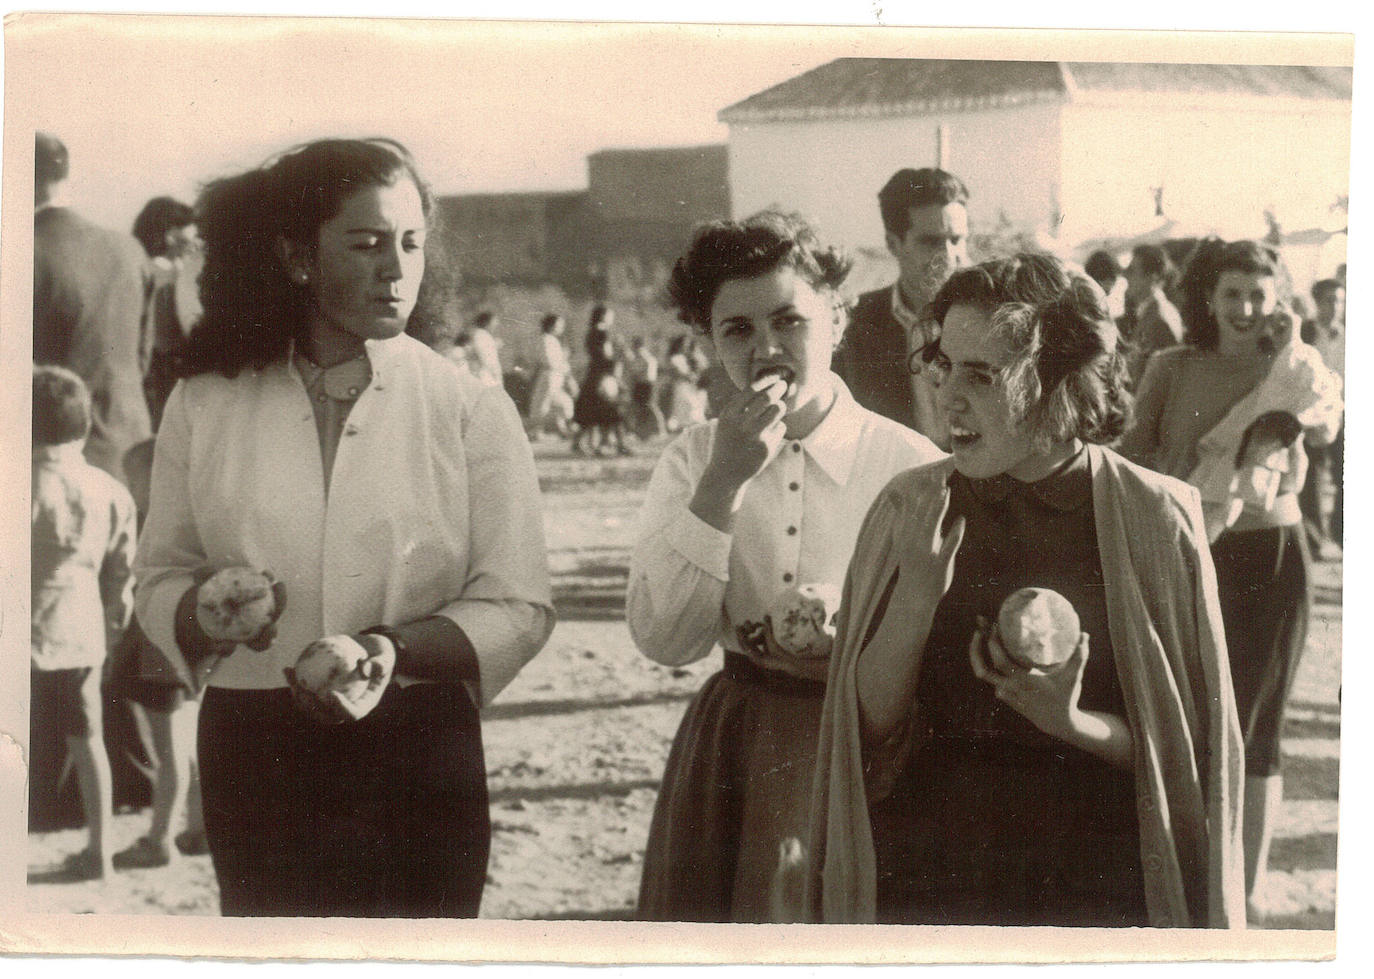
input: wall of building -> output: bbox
[434,192,587,285]
[588,144,731,225]
[726,101,1064,252]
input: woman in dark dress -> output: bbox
[572,304,631,456]
[807,253,1245,928]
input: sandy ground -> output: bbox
[25,437,1343,929]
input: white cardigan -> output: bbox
[135,334,554,704]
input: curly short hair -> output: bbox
[1311,277,1344,303]
[179,138,433,378]
[35,132,69,189]
[33,364,91,447]
[928,252,1132,448]
[667,210,852,334]
[1176,238,1289,351]
[132,196,195,258]
[1083,250,1121,290]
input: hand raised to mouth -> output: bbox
[753,366,796,401]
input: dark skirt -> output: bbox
[573,364,623,427]
[870,734,1148,927]
[1212,524,1312,777]
[638,654,825,923]
[198,682,489,917]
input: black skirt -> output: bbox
[198,682,489,917]
[1212,524,1311,777]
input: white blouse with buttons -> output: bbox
[626,376,943,667]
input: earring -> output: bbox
[295,272,309,285]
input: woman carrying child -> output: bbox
[627,211,942,921]
[1120,238,1340,918]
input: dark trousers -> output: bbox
[1299,423,1344,545]
[199,682,489,917]
[1213,524,1311,777]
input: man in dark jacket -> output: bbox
[832,168,969,449]
[33,131,151,478]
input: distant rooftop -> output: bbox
[587,143,727,161]
[719,59,1353,123]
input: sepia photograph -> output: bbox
[0,1,1359,968]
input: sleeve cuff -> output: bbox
[664,508,732,581]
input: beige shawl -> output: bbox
[804,445,1246,928]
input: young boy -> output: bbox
[31,365,137,879]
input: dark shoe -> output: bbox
[113,835,171,869]
[175,829,210,856]
[58,848,109,881]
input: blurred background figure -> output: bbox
[526,312,576,441]
[661,334,708,433]
[833,167,970,449]
[1121,244,1183,386]
[132,196,203,430]
[465,310,505,387]
[1084,248,1126,321]
[31,365,138,881]
[625,336,665,442]
[1121,238,1341,919]
[110,439,208,869]
[573,304,631,456]
[33,131,151,479]
[1299,277,1346,556]
[33,131,156,832]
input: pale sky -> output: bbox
[7,16,877,232]
[6,5,1358,235]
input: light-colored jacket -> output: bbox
[31,443,137,670]
[806,446,1245,928]
[135,333,553,704]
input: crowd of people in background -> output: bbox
[31,130,1345,931]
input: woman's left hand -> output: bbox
[331,632,396,721]
[968,616,1089,744]
[283,633,396,724]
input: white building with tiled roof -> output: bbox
[720,59,1350,261]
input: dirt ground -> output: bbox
[25,437,1343,930]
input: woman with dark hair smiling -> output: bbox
[1120,238,1340,919]
[627,211,941,922]
[134,138,553,917]
[807,253,1244,928]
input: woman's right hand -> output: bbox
[888,486,965,624]
[689,375,790,532]
[191,566,287,651]
[703,374,790,489]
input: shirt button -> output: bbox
[344,425,359,436]
[347,387,359,397]
[787,526,797,536]
[316,393,327,403]
[783,572,794,583]
[789,482,800,491]
[1145,853,1163,872]
[791,442,801,453]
